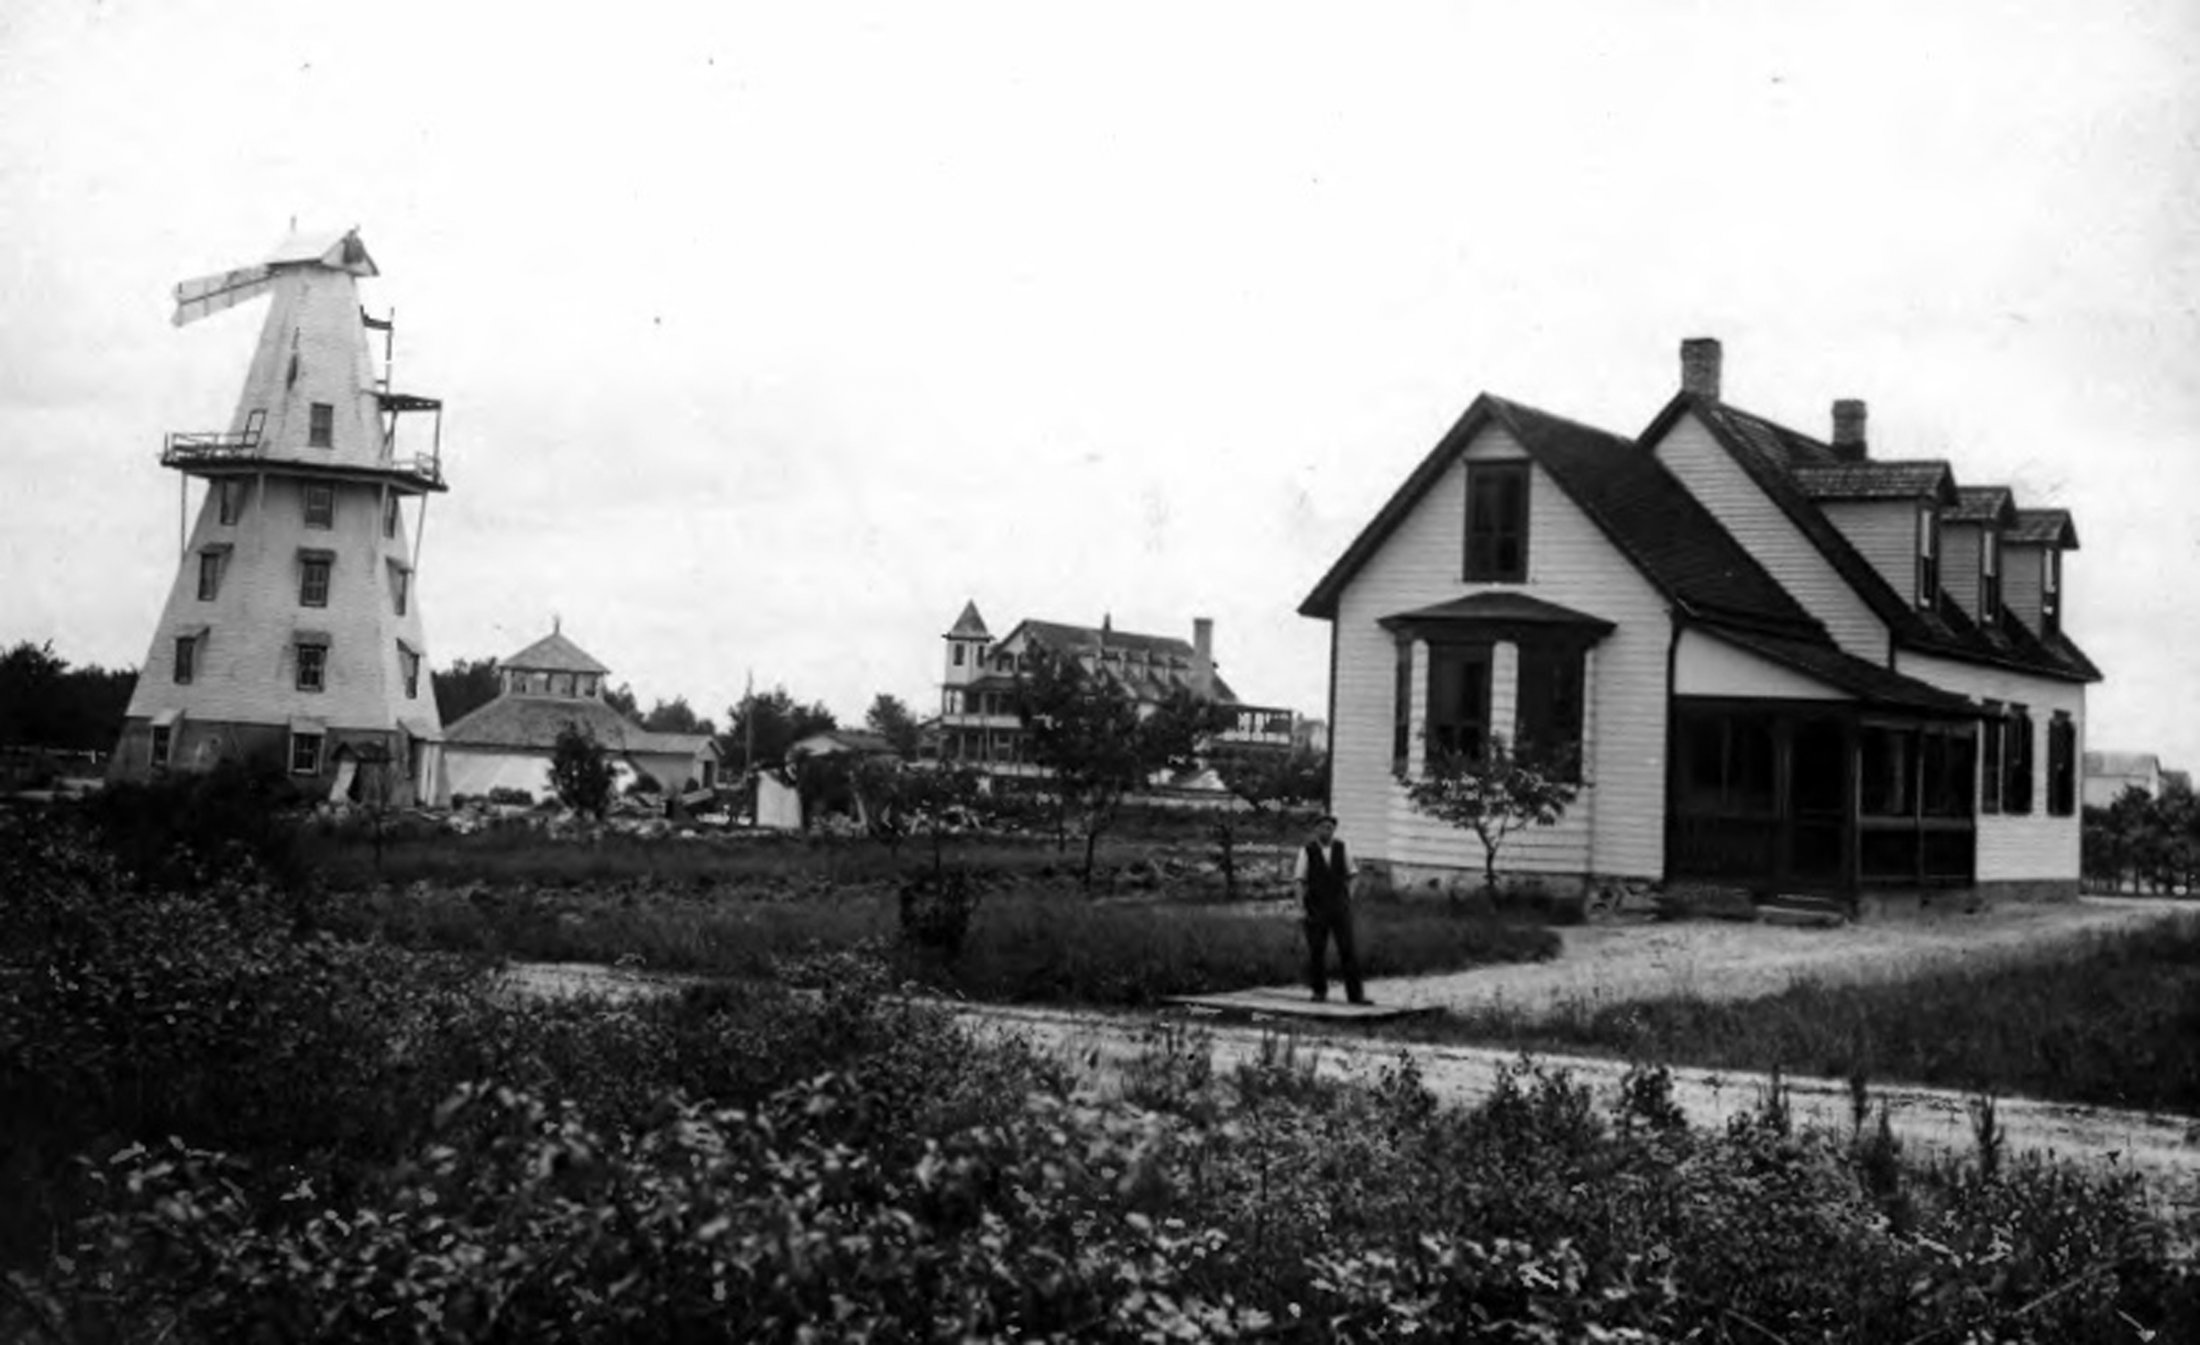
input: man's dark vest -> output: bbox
[1303,840,1350,906]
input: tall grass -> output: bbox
[1429,912,2200,1114]
[329,880,1559,1006]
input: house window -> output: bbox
[1916,506,1940,610]
[296,642,328,693]
[1980,705,2003,815]
[290,731,323,774]
[1425,642,1492,762]
[304,485,334,529]
[308,402,335,448]
[388,561,410,616]
[383,494,401,539]
[398,643,420,700]
[173,635,196,685]
[1464,462,1530,582]
[1516,642,1587,777]
[953,644,966,667]
[2047,712,2077,817]
[2003,704,2034,816]
[2041,550,2060,639]
[218,479,247,525]
[1391,641,1414,774]
[197,551,223,601]
[151,725,173,769]
[1978,530,2000,625]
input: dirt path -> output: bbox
[505,899,2200,1202]
[1349,896,2190,1014]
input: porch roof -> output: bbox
[1379,592,1617,637]
[1695,625,1978,716]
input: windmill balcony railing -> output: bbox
[162,432,444,486]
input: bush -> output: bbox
[77,758,310,893]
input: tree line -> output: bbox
[2083,782,2200,895]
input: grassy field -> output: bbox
[327,876,1559,1006]
[1412,910,2200,1115]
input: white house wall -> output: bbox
[1940,521,1984,623]
[1896,650,2083,883]
[1818,501,1918,610]
[2001,543,2048,635]
[1651,414,1889,661]
[1332,421,1673,884]
[1673,628,1853,701]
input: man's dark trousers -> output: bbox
[1302,842,1364,1003]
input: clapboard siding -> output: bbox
[2001,543,2047,636]
[1652,414,1888,661]
[1896,650,2084,882]
[1331,422,1671,882]
[1940,521,1984,622]
[1819,501,1917,610]
[124,475,439,732]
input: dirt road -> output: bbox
[503,898,2200,1198]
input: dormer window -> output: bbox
[1978,530,2000,626]
[1464,461,1530,583]
[2041,550,2061,639]
[1915,506,1939,611]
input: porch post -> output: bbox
[1406,638,1429,777]
[1491,640,1520,749]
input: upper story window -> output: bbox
[1978,530,2001,626]
[1915,506,1940,611]
[173,634,197,685]
[197,549,225,601]
[296,641,328,693]
[953,644,966,667]
[304,485,334,529]
[299,555,332,608]
[308,402,335,448]
[388,560,410,616]
[1464,462,1531,583]
[218,479,248,525]
[383,494,401,539]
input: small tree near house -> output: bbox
[1399,735,1580,896]
[550,722,617,820]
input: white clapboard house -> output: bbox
[1300,339,2097,907]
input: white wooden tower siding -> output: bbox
[113,228,449,805]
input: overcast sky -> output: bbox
[4,0,2197,766]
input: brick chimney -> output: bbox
[1831,399,1868,461]
[1191,617,1215,698]
[1680,338,1722,400]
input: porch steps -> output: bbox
[1755,894,1851,928]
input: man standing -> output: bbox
[1294,814,1368,1005]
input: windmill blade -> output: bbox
[172,264,273,326]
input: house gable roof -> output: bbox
[992,617,1244,705]
[1299,394,1822,640]
[1643,393,2097,684]
[2008,508,2080,550]
[1793,460,1959,505]
[502,629,611,675]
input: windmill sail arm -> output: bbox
[173,265,274,326]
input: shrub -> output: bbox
[549,722,615,818]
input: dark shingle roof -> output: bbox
[1947,486,2016,526]
[1654,394,2096,684]
[992,619,1250,706]
[1300,394,1823,640]
[444,694,714,756]
[502,630,611,675]
[2008,508,2080,549]
[1793,460,1957,503]
[946,600,990,638]
[1697,625,1977,715]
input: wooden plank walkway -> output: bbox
[1163,986,1439,1023]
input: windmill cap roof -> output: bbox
[266,227,378,276]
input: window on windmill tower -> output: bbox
[299,555,332,608]
[398,642,421,700]
[218,479,248,525]
[173,634,197,685]
[383,494,401,538]
[151,724,173,769]
[304,485,334,529]
[295,642,328,693]
[388,561,410,616]
[197,549,227,601]
[290,731,323,775]
[309,403,335,448]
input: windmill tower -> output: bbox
[112,227,450,805]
